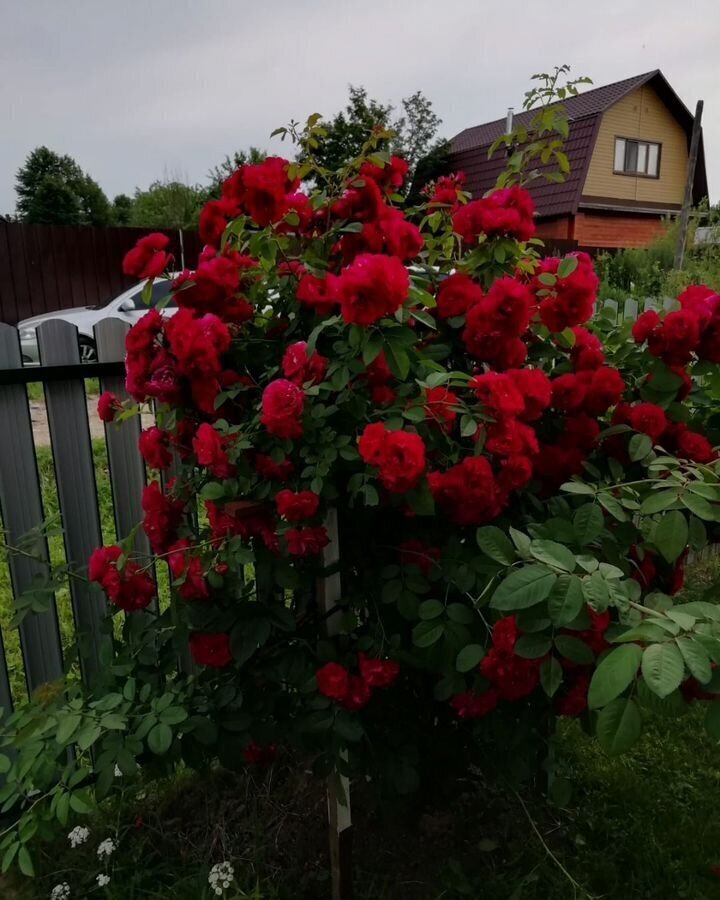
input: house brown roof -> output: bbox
[447,70,708,219]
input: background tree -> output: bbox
[309,85,445,191]
[15,146,110,225]
[110,193,133,226]
[392,90,443,175]
[129,178,205,230]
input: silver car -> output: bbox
[18,279,178,365]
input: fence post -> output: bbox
[94,319,149,555]
[37,320,108,683]
[316,508,353,900]
[0,324,64,697]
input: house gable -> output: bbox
[582,83,688,210]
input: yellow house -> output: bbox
[447,71,708,249]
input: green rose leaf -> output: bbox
[476,526,515,566]
[596,698,642,755]
[588,644,643,709]
[456,644,485,673]
[529,540,576,573]
[490,565,557,611]
[653,510,688,562]
[641,642,685,698]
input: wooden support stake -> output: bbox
[674,99,704,271]
[316,508,353,900]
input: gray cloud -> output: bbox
[1,0,718,214]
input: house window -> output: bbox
[614,138,661,177]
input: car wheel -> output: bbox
[78,337,98,364]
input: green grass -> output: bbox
[6,692,720,900]
[24,378,98,404]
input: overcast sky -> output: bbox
[1,0,719,214]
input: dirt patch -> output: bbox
[29,398,105,448]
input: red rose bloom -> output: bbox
[239,157,299,226]
[242,740,278,766]
[429,456,503,526]
[583,366,625,415]
[261,379,305,439]
[97,391,121,423]
[358,422,389,466]
[122,233,172,280]
[336,253,409,326]
[164,308,231,414]
[192,423,235,478]
[556,672,591,717]
[296,272,339,316]
[254,453,294,481]
[281,341,328,386]
[435,273,483,320]
[189,632,232,668]
[276,489,320,521]
[570,327,605,371]
[506,368,552,421]
[453,186,535,244]
[316,661,350,701]
[450,689,498,719]
[424,386,459,432]
[398,539,441,575]
[89,545,156,612]
[470,372,525,419]
[141,481,183,553]
[632,309,661,344]
[285,526,329,557]
[359,155,408,192]
[139,426,173,470]
[168,539,209,601]
[358,424,426,493]
[628,403,667,442]
[551,373,587,413]
[533,253,598,333]
[677,430,716,463]
[497,454,534,491]
[428,172,465,209]
[343,675,373,712]
[358,653,400,688]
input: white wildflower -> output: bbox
[67,825,90,848]
[96,873,111,887]
[50,884,71,900]
[208,861,235,896]
[113,764,122,777]
[97,837,117,859]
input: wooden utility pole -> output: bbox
[674,99,704,270]
[317,508,353,900]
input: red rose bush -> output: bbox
[84,118,720,795]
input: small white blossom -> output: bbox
[208,861,235,896]
[50,883,71,900]
[97,838,117,859]
[68,825,90,848]
[113,764,122,777]
[96,873,111,888]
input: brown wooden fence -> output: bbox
[0,222,202,325]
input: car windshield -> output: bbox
[89,280,176,310]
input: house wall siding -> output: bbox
[534,216,574,240]
[582,84,688,205]
[574,211,669,249]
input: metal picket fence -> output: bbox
[596,295,677,324]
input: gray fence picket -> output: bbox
[94,319,149,552]
[0,324,64,699]
[37,321,107,682]
[662,296,676,312]
[623,299,638,321]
